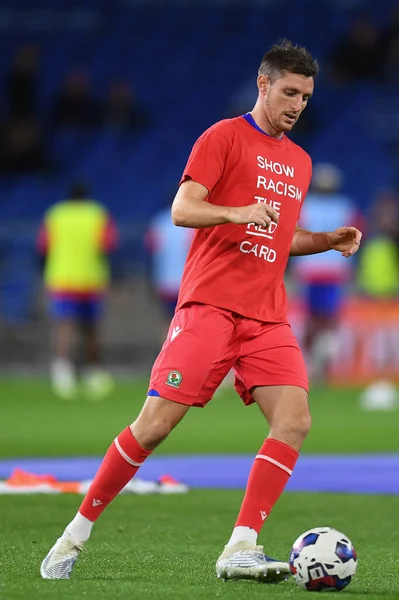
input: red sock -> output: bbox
[235,438,299,533]
[79,427,152,521]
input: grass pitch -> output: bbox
[1,378,399,457]
[1,377,399,599]
[1,491,399,600]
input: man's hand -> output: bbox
[327,226,362,258]
[226,203,279,228]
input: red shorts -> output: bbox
[147,303,308,407]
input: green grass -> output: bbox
[1,491,399,600]
[0,378,399,457]
[1,378,398,599]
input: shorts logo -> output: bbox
[166,370,182,388]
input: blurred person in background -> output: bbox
[40,40,362,584]
[378,5,399,63]
[102,80,150,133]
[52,69,102,129]
[357,189,399,410]
[0,116,50,175]
[0,44,50,175]
[146,205,234,389]
[290,163,360,381]
[6,43,40,119]
[36,182,118,400]
[145,201,193,326]
[329,14,383,82]
[146,204,233,389]
[381,36,399,83]
[357,189,399,299]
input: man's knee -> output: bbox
[131,415,172,448]
[293,411,312,440]
[130,395,189,450]
[275,410,312,447]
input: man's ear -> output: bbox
[257,74,270,96]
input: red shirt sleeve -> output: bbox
[100,217,119,252]
[179,126,231,196]
[36,223,49,254]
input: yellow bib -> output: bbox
[358,237,399,297]
[44,200,110,292]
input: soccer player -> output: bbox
[41,40,362,582]
[145,201,193,320]
[37,182,118,400]
[290,162,360,381]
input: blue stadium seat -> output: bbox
[0,0,397,321]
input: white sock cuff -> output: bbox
[255,454,293,475]
[114,437,143,467]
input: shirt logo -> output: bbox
[171,326,182,341]
[165,370,183,389]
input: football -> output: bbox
[289,527,357,592]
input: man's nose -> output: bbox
[291,97,302,111]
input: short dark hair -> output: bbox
[258,39,319,83]
[69,181,89,199]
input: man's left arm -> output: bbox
[290,226,362,258]
[100,216,119,253]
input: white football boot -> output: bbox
[40,532,84,579]
[216,541,290,583]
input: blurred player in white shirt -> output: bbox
[146,205,193,320]
[291,163,361,380]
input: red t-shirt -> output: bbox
[177,116,312,323]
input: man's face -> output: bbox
[259,72,314,134]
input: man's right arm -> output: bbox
[36,221,49,255]
[171,180,279,229]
